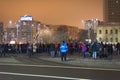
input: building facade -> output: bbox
[97,23,120,43]
[3,21,40,44]
[3,15,82,44]
[3,27,16,43]
[0,22,3,43]
[103,0,120,22]
[17,21,38,43]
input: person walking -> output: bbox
[60,41,68,61]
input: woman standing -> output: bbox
[81,43,87,58]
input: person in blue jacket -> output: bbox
[60,41,68,61]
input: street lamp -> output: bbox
[36,23,41,43]
[9,20,12,24]
[16,21,20,43]
[30,24,34,43]
[82,19,99,42]
[83,20,92,42]
[91,19,99,41]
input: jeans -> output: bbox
[50,51,55,58]
[92,51,97,59]
[82,51,86,58]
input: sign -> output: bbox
[10,40,16,44]
[20,15,33,21]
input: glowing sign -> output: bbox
[20,15,33,21]
[10,40,16,44]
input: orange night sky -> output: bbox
[0,0,103,28]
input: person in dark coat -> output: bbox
[27,43,33,58]
[49,43,55,58]
[107,43,113,59]
[0,44,5,56]
[116,42,120,55]
[92,42,98,59]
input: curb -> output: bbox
[40,57,120,69]
[0,57,21,64]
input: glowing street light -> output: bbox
[91,18,99,33]
[82,19,99,42]
[16,21,21,43]
[30,24,34,43]
[9,20,12,24]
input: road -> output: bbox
[0,55,120,80]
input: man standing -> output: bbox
[27,43,33,58]
[60,41,68,61]
[92,41,98,59]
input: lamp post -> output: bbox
[30,24,34,43]
[16,22,20,44]
[16,24,19,42]
[82,19,99,42]
[37,23,40,43]
[84,20,92,42]
[91,19,99,41]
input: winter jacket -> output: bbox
[60,42,68,53]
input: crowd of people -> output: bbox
[0,41,120,61]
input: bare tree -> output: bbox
[78,29,88,42]
[54,25,69,42]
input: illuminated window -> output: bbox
[116,0,119,3]
[106,38,108,42]
[110,30,113,34]
[99,38,102,41]
[105,30,108,34]
[115,29,118,34]
[116,38,118,42]
[110,38,113,42]
[99,30,102,34]
[112,12,115,15]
